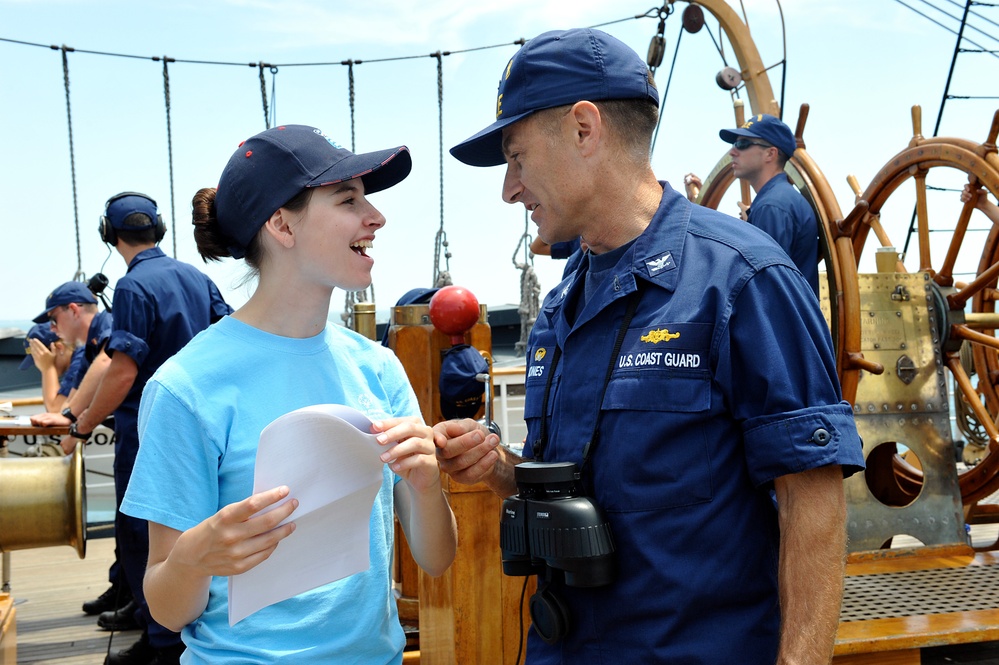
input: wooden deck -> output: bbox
[7,530,999,664]
[6,536,139,664]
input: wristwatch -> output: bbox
[61,407,77,423]
[68,422,92,442]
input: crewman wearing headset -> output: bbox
[34,192,232,665]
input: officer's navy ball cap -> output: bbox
[439,344,489,420]
[450,28,659,167]
[719,113,798,159]
[19,323,60,370]
[215,124,412,258]
[32,281,98,324]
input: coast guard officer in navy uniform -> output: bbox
[434,28,864,665]
[36,192,232,665]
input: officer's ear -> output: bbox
[568,101,603,158]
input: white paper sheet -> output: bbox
[227,404,392,625]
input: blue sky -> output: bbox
[1,0,996,326]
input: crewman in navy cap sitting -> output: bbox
[20,321,80,416]
[31,281,113,424]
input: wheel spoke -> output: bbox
[947,355,999,447]
[951,324,999,353]
[948,259,999,311]
[914,169,932,273]
[935,180,980,288]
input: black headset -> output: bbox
[99,191,166,246]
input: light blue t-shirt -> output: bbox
[122,316,421,664]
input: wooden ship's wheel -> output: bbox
[675,0,884,404]
[838,106,999,508]
[674,0,999,514]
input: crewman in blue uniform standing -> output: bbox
[683,114,820,296]
[29,281,131,617]
[34,192,232,665]
[720,113,820,295]
[434,28,864,664]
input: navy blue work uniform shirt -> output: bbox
[520,183,864,664]
[550,238,586,280]
[747,173,820,295]
[84,310,113,364]
[63,310,113,393]
[58,346,86,396]
[106,247,232,470]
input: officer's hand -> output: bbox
[433,418,500,486]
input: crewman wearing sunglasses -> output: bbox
[717,113,820,296]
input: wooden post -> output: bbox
[388,304,533,664]
[0,593,15,665]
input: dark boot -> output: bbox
[97,599,140,631]
[150,642,185,665]
[105,631,155,665]
[83,584,131,615]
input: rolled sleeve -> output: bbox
[743,402,865,487]
[107,285,153,365]
[107,329,150,366]
[719,264,865,486]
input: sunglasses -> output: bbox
[732,138,773,151]
[46,305,70,323]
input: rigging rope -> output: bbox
[775,0,787,118]
[904,0,975,259]
[270,65,278,127]
[258,62,271,129]
[11,8,684,294]
[346,60,356,151]
[432,51,453,288]
[919,0,999,41]
[162,57,178,258]
[0,36,530,68]
[340,58,375,330]
[512,213,540,357]
[892,0,999,59]
[58,45,84,281]
[650,20,683,157]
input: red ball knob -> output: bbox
[429,286,480,343]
